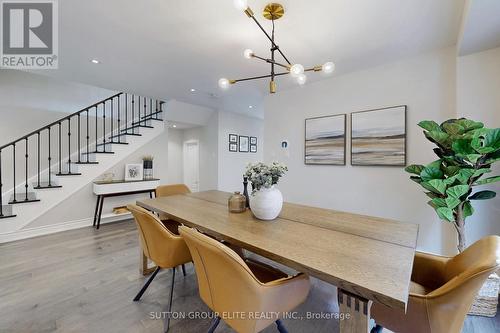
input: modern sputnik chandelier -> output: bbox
[218,1,335,94]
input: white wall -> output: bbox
[264,47,458,255]
[183,112,219,191]
[217,111,264,192]
[164,99,215,127]
[167,128,184,184]
[0,69,116,119]
[456,46,500,246]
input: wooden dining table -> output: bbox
[137,190,419,333]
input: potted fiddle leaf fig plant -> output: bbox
[405,118,500,253]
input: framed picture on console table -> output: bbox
[305,114,346,165]
[351,105,407,166]
[125,164,143,181]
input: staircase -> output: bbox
[0,93,165,235]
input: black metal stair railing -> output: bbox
[0,93,165,219]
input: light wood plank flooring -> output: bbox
[0,221,498,333]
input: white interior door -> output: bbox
[183,140,200,192]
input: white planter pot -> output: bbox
[249,186,283,220]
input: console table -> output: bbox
[92,178,160,229]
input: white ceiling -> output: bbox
[34,0,466,118]
[458,0,500,56]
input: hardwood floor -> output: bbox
[0,220,498,333]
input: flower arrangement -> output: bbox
[244,162,288,193]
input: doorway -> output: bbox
[183,140,200,192]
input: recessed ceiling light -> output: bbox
[172,124,177,128]
[190,88,196,92]
[248,105,253,109]
[91,59,100,64]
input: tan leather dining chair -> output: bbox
[128,204,192,332]
[179,226,311,333]
[155,184,191,234]
[155,183,191,198]
[371,235,500,333]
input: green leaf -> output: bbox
[452,139,474,155]
[405,164,425,175]
[485,150,500,164]
[456,119,484,132]
[425,192,439,199]
[443,174,459,186]
[444,166,461,177]
[474,176,500,185]
[418,120,441,132]
[471,128,500,154]
[442,122,465,135]
[473,168,491,178]
[469,190,496,200]
[427,159,443,169]
[456,169,475,184]
[430,198,447,208]
[465,154,482,163]
[446,184,470,199]
[425,130,450,147]
[420,160,444,181]
[421,179,447,195]
[445,196,461,209]
[410,176,422,184]
[463,201,474,218]
[436,207,454,222]
[420,167,444,181]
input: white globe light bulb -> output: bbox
[297,73,307,85]
[218,78,230,90]
[233,0,248,11]
[290,64,304,77]
[243,49,253,59]
[322,61,335,74]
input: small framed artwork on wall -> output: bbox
[250,145,257,153]
[229,134,238,143]
[250,137,257,145]
[351,105,407,166]
[239,136,249,152]
[229,142,238,152]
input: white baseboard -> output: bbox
[0,213,132,244]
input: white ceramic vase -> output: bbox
[249,186,283,220]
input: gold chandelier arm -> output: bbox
[306,66,323,72]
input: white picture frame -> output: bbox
[125,163,143,181]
